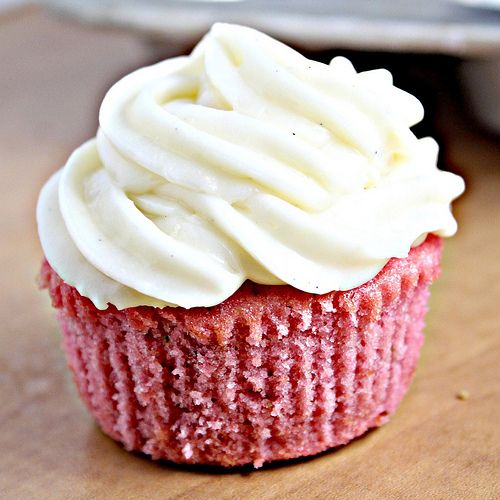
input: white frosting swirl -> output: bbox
[37,23,465,309]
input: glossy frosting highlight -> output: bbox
[37,23,465,309]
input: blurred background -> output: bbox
[3,1,500,132]
[2,0,500,146]
[0,0,500,134]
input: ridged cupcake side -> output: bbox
[40,235,442,468]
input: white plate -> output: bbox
[43,0,500,56]
[448,0,500,11]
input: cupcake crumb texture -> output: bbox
[40,236,442,467]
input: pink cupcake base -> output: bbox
[40,235,442,468]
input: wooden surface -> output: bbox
[1,8,499,500]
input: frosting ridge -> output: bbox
[37,23,465,309]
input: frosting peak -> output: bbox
[37,23,465,309]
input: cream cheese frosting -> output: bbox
[37,23,465,310]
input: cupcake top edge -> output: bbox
[37,23,465,310]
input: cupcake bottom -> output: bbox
[40,235,442,468]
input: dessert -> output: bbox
[37,23,464,467]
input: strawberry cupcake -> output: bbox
[37,24,464,468]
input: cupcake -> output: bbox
[37,24,464,468]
